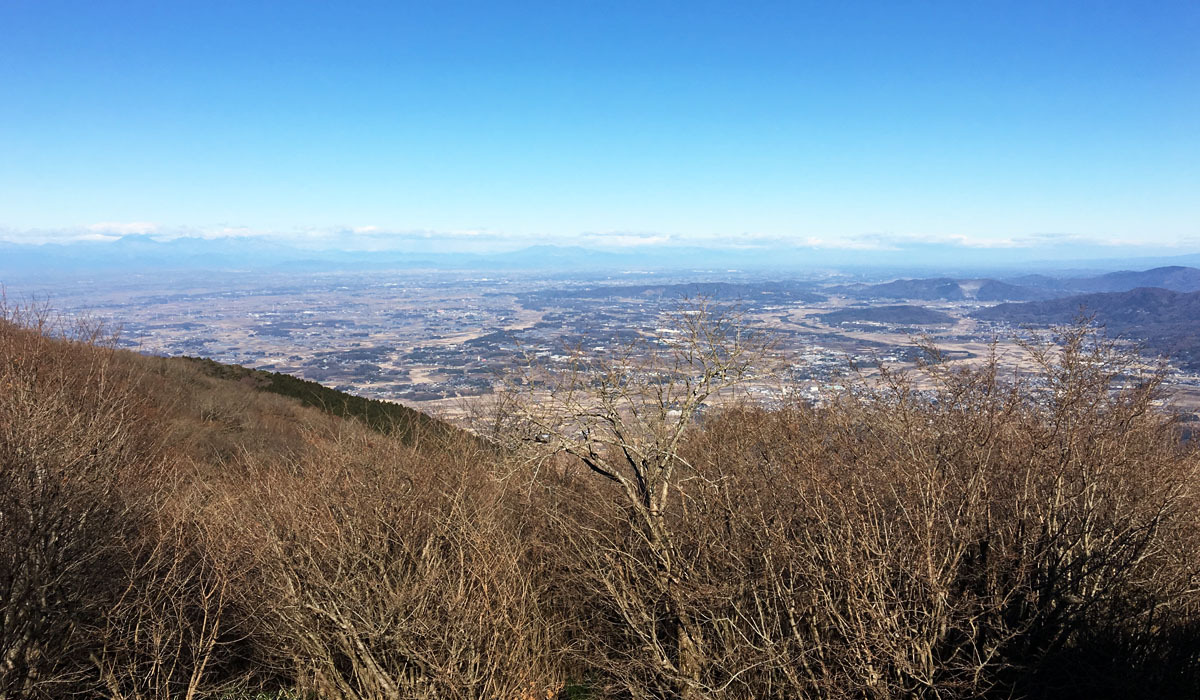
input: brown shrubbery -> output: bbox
[0,309,165,699]
[2,302,1198,698]
[659,330,1200,698]
[219,431,561,700]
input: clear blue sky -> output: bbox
[1,0,1197,250]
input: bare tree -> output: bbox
[487,299,771,699]
[494,313,1200,699]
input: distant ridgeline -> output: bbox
[971,287,1200,371]
[832,266,1200,302]
[174,356,450,442]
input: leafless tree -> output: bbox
[485,299,773,699]
[495,312,1200,699]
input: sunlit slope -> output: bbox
[171,355,452,443]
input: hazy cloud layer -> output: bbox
[1,225,1196,263]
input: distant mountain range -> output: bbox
[3,234,1200,276]
[834,267,1200,302]
[972,287,1200,370]
[1009,266,1200,295]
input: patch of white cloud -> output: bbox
[86,221,160,235]
[576,231,677,248]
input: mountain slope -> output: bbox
[1005,266,1200,295]
[972,287,1200,369]
[172,356,451,443]
[1075,266,1200,293]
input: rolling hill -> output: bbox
[1011,266,1200,295]
[834,277,1057,301]
[835,266,1200,303]
[172,356,451,443]
[972,287,1200,370]
[842,277,966,300]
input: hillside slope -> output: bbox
[1055,266,1200,294]
[972,287,1200,369]
[3,311,1200,699]
[171,355,449,443]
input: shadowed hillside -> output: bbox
[972,287,1200,370]
[833,266,1200,303]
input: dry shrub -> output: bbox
[90,469,261,700]
[5,298,1198,700]
[1,307,285,699]
[0,307,163,697]
[532,324,1200,698]
[215,428,564,700]
[2,304,563,699]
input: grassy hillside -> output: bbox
[172,355,450,443]
[3,309,1200,700]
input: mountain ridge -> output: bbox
[972,286,1200,370]
[832,266,1200,302]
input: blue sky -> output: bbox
[1,1,1197,253]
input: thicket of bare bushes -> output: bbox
[0,304,565,699]
[487,308,1200,699]
[0,308,161,698]
[213,431,562,700]
[663,331,1200,698]
[2,300,1199,699]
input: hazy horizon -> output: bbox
[3,231,1200,279]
